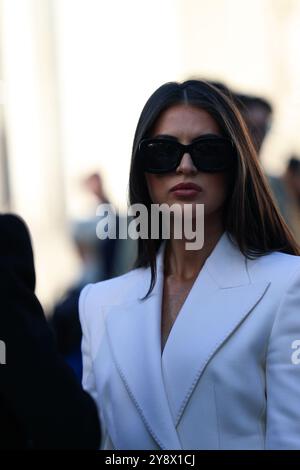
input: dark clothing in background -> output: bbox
[0,214,100,449]
[51,286,83,381]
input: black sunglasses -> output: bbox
[138,134,237,174]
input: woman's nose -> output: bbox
[176,152,197,174]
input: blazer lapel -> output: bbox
[161,232,271,426]
[105,242,182,450]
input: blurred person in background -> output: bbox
[51,218,103,382]
[207,81,273,156]
[51,172,137,381]
[83,172,137,279]
[268,156,300,244]
[0,214,100,449]
[235,93,273,155]
[234,92,300,245]
[207,85,273,157]
[234,93,300,244]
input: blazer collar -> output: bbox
[204,231,250,287]
[105,231,270,449]
[138,231,252,299]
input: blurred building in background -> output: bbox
[0,0,300,310]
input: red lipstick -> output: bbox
[170,182,203,197]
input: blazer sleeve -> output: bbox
[79,284,99,404]
[79,283,111,449]
[265,265,300,449]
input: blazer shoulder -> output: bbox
[79,267,147,356]
[79,267,144,327]
[248,250,300,284]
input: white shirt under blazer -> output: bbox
[79,231,300,450]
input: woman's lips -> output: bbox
[170,182,203,197]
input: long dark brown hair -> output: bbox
[128,80,300,298]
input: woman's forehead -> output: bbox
[151,103,221,140]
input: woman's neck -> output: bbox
[164,221,225,281]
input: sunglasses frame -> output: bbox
[138,134,237,174]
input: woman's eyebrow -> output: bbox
[152,133,222,142]
[191,133,221,142]
[153,134,178,140]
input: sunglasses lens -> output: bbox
[192,140,235,172]
[140,140,179,173]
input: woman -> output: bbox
[79,80,300,450]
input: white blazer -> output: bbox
[79,231,300,450]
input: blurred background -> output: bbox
[1,0,300,315]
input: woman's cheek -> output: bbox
[146,174,170,204]
[203,174,229,212]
